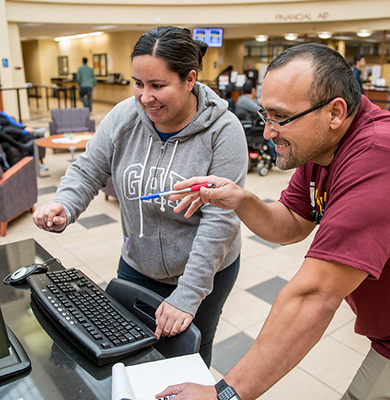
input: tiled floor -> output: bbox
[0,99,371,399]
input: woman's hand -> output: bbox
[33,202,67,232]
[154,301,193,339]
[171,175,248,218]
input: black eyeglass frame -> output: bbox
[257,97,336,131]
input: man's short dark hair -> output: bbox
[354,54,365,64]
[242,79,256,95]
[82,57,88,64]
[266,43,361,117]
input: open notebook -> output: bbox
[111,353,216,400]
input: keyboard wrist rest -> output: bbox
[106,278,164,331]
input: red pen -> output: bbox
[140,183,214,201]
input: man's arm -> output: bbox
[172,176,314,244]
[234,190,314,244]
[225,257,368,399]
[157,257,368,400]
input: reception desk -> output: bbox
[50,78,131,105]
[364,87,389,110]
[95,80,131,104]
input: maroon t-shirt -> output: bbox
[279,96,390,359]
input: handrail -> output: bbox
[0,85,76,122]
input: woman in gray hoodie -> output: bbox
[33,26,248,366]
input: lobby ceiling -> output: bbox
[19,22,389,50]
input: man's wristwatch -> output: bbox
[215,379,241,400]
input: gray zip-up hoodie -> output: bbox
[53,82,248,316]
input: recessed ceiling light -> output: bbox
[55,32,104,41]
[284,33,298,41]
[332,35,353,41]
[255,35,269,42]
[318,32,332,39]
[93,25,117,30]
[356,29,372,38]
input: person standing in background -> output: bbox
[76,57,97,111]
[352,55,366,94]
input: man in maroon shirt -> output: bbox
[158,43,390,400]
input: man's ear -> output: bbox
[329,98,349,130]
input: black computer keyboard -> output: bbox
[27,268,157,365]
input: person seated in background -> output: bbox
[0,143,11,171]
[235,79,276,159]
[223,83,236,113]
[235,79,259,120]
[0,112,46,139]
[0,111,47,168]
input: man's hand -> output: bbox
[156,382,217,399]
[171,176,247,218]
[155,301,193,339]
[33,202,67,232]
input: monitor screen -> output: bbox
[0,307,9,359]
[208,28,223,47]
[193,28,223,47]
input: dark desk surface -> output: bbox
[0,239,163,399]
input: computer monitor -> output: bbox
[0,307,10,359]
[114,73,123,82]
[0,305,31,379]
[244,69,259,83]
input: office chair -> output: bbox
[106,278,202,358]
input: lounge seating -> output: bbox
[49,107,95,135]
[0,146,37,236]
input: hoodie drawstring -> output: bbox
[160,140,179,212]
[138,136,153,238]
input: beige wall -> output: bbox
[4,22,29,119]
[382,64,390,83]
[37,41,59,86]
[22,30,235,101]
[22,40,58,86]
[22,41,40,84]
[223,39,245,74]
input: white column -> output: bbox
[0,0,29,120]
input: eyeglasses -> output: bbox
[257,98,336,132]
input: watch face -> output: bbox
[216,379,241,400]
[217,386,240,400]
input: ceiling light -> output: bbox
[255,35,269,42]
[356,29,372,38]
[318,32,332,39]
[284,33,298,41]
[55,31,104,42]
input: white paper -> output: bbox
[112,363,135,400]
[52,138,83,144]
[111,353,216,400]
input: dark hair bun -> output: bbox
[195,40,208,58]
